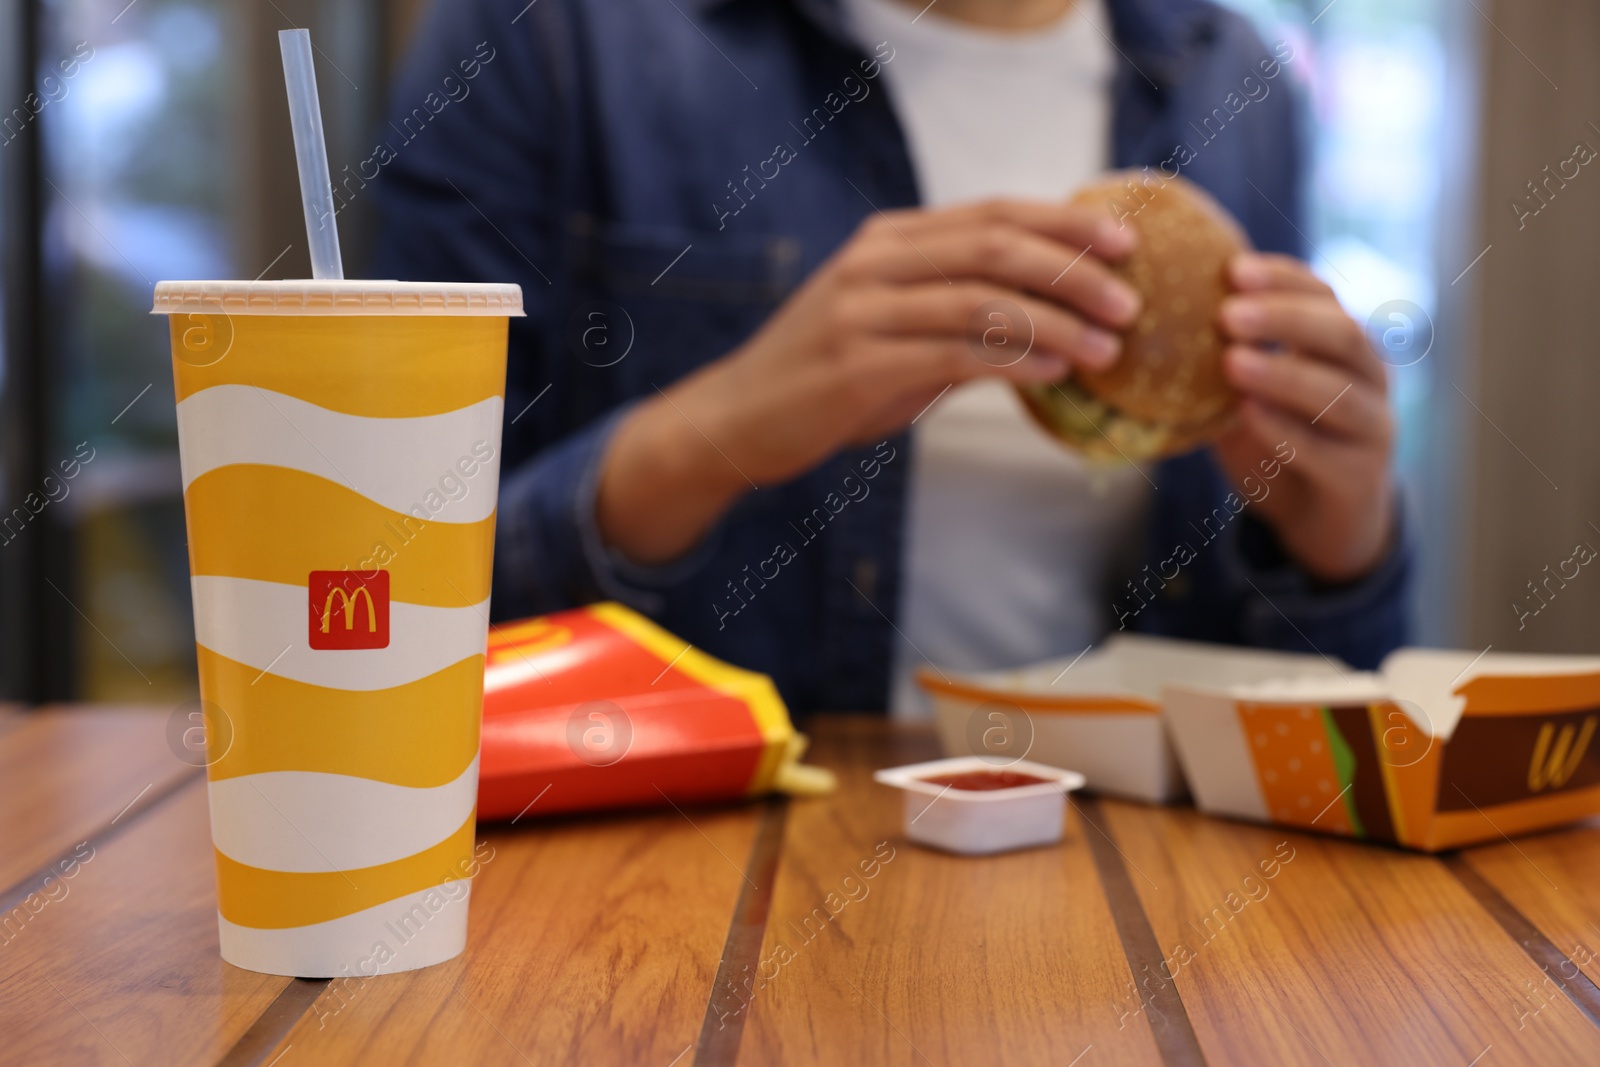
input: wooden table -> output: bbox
[5,709,1600,1066]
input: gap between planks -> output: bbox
[1075,795,1209,1067]
[216,979,331,1067]
[1444,853,1600,1031]
[694,797,791,1067]
[0,767,203,913]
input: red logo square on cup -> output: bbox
[308,571,390,650]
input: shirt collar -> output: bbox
[684,0,1220,88]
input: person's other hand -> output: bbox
[1213,252,1396,584]
[599,199,1143,564]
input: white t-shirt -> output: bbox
[839,0,1153,717]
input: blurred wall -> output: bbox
[1461,0,1600,653]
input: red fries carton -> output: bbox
[478,603,834,820]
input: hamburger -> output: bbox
[1017,170,1250,462]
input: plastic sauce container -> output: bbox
[873,757,1087,855]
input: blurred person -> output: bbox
[374,0,1407,716]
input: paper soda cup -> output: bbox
[153,280,520,977]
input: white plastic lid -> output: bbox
[151,280,524,316]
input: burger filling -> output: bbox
[1018,378,1172,463]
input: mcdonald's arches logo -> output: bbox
[308,570,390,651]
[1527,714,1597,793]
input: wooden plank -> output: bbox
[0,705,198,893]
[1462,821,1600,999]
[739,718,1164,1067]
[0,779,293,1065]
[255,802,761,1065]
[1102,800,1600,1065]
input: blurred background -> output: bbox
[0,0,1594,705]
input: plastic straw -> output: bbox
[279,29,344,280]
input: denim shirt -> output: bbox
[373,0,1410,715]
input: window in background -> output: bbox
[31,0,385,701]
[1221,0,1461,643]
[40,0,233,701]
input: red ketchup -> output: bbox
[917,769,1053,791]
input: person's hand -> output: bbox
[599,200,1143,564]
[1213,253,1396,584]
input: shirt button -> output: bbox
[852,558,878,603]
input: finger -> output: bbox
[1224,346,1388,440]
[894,197,1138,260]
[1228,252,1335,297]
[852,224,1142,329]
[1219,292,1384,385]
[1232,398,1343,480]
[856,337,1069,396]
[846,283,1123,371]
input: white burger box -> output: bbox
[1164,648,1600,851]
[916,635,1345,803]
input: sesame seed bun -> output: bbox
[1017,170,1250,462]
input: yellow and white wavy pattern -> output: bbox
[175,315,505,977]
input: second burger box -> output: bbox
[921,637,1600,850]
[1166,648,1600,850]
